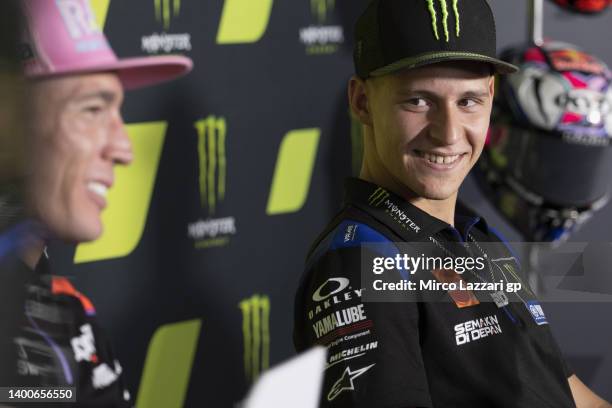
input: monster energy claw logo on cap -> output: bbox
[425,0,461,42]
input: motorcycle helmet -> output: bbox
[478,41,612,241]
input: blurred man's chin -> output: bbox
[59,220,103,243]
[77,225,103,243]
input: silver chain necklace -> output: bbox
[427,232,515,308]
[427,233,496,284]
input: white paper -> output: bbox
[243,346,326,408]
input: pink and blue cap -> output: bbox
[21,0,193,89]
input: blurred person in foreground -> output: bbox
[0,0,27,397]
[0,0,25,233]
[294,0,611,406]
[0,0,192,406]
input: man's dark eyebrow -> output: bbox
[395,89,491,99]
[395,89,437,98]
[460,90,491,99]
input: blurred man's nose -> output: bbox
[429,104,461,145]
[104,112,133,165]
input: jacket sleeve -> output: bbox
[52,277,133,408]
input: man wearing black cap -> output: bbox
[293,0,610,406]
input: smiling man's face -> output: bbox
[354,61,495,202]
[27,72,133,242]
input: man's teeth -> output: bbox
[422,152,461,165]
[87,182,108,198]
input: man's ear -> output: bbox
[348,76,373,126]
[489,74,496,100]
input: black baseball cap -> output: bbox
[354,0,519,78]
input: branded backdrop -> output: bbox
[48,0,612,406]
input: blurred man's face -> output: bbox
[352,62,495,201]
[27,72,132,242]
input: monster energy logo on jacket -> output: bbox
[368,187,390,207]
[425,0,461,42]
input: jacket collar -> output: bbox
[344,178,488,242]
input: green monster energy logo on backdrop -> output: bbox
[155,0,181,30]
[368,187,390,207]
[311,0,335,24]
[194,116,227,215]
[239,295,271,383]
[425,0,461,42]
